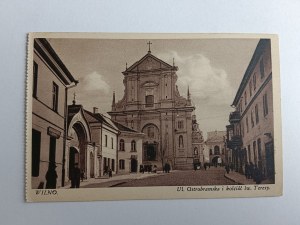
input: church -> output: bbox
[108,43,203,170]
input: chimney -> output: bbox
[93,107,99,114]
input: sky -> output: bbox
[48,38,259,139]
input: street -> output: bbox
[82,167,236,188]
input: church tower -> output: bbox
[108,42,196,169]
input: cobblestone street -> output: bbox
[82,167,236,188]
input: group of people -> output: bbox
[104,166,113,178]
[245,162,262,184]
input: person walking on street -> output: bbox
[108,168,112,178]
[245,163,250,179]
[204,163,207,170]
[253,165,262,184]
[71,163,81,188]
[249,162,254,179]
[45,163,58,189]
[225,164,230,174]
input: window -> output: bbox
[131,140,136,152]
[263,93,269,116]
[260,58,265,79]
[240,100,243,112]
[209,149,212,155]
[179,135,184,148]
[112,159,115,171]
[214,146,220,155]
[52,82,59,112]
[257,138,262,161]
[247,145,251,163]
[222,148,224,154]
[251,110,254,128]
[33,61,38,98]
[178,121,184,129]
[119,139,125,151]
[255,104,259,124]
[249,80,252,97]
[111,137,114,149]
[32,129,41,177]
[119,160,125,170]
[49,136,56,164]
[253,141,257,164]
[246,117,249,133]
[253,73,257,90]
[244,91,247,105]
[145,95,154,107]
[104,135,107,147]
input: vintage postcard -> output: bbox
[26,33,282,202]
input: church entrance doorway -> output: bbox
[212,156,221,167]
[144,143,157,161]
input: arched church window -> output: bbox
[214,146,220,155]
[131,120,134,129]
[131,140,136,152]
[119,139,125,151]
[209,149,212,155]
[147,126,155,138]
[179,135,184,148]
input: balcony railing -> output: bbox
[227,135,243,149]
[229,111,241,123]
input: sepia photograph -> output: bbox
[26,33,282,201]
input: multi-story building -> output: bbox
[108,47,199,170]
[226,39,274,182]
[205,131,227,166]
[31,38,78,189]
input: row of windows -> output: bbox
[209,146,225,155]
[237,58,266,113]
[243,93,269,135]
[119,139,136,152]
[33,61,59,112]
[246,138,263,164]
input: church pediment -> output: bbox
[124,53,174,73]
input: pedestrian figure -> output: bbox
[204,163,207,170]
[208,163,211,169]
[253,165,262,184]
[71,163,81,188]
[80,169,85,182]
[245,163,249,179]
[225,164,230,174]
[194,164,197,171]
[108,168,112,178]
[249,162,254,179]
[164,163,170,173]
[45,163,58,189]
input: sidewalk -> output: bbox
[224,171,272,185]
[61,171,171,189]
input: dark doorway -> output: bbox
[265,142,275,181]
[131,159,138,173]
[90,152,94,178]
[212,156,220,166]
[69,147,79,179]
[146,144,156,161]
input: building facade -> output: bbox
[112,121,144,174]
[31,38,78,189]
[226,39,274,182]
[191,115,205,166]
[108,48,197,170]
[206,131,227,166]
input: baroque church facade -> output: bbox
[108,46,203,170]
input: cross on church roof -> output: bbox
[147,41,152,53]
